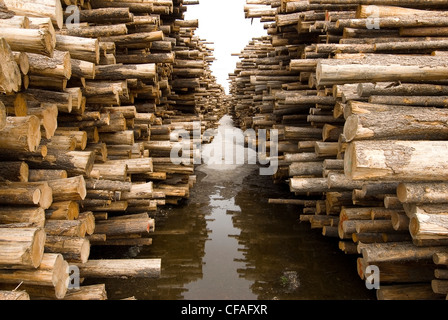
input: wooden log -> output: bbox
[59,24,128,38]
[94,63,157,81]
[69,7,132,24]
[0,181,52,209]
[290,177,330,193]
[46,176,86,202]
[407,205,448,240]
[55,35,99,64]
[0,290,29,300]
[28,169,67,182]
[27,51,71,80]
[3,0,63,29]
[0,227,46,269]
[0,25,54,57]
[94,217,154,236]
[0,116,41,152]
[370,95,448,107]
[397,182,448,204]
[28,103,58,140]
[434,252,448,265]
[344,102,448,142]
[99,30,164,49]
[46,200,79,220]
[121,182,154,200]
[345,140,448,181]
[376,284,444,300]
[24,88,72,113]
[316,55,448,86]
[91,163,127,181]
[44,236,89,263]
[0,253,68,299]
[358,82,448,97]
[0,38,21,94]
[28,150,95,178]
[78,211,95,236]
[62,284,107,300]
[0,161,28,182]
[85,179,132,192]
[44,220,86,237]
[0,207,45,228]
[74,259,161,278]
[432,279,448,295]
[360,242,448,263]
[289,161,323,177]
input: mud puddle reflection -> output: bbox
[86,116,376,300]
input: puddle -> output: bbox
[85,116,376,300]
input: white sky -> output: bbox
[183,0,267,94]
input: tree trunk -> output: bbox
[0,25,54,57]
[46,201,79,220]
[27,51,71,80]
[344,102,448,142]
[44,236,89,263]
[55,35,99,64]
[0,227,46,269]
[0,161,28,182]
[62,284,107,300]
[317,55,448,86]
[0,253,67,299]
[345,140,448,181]
[397,182,448,204]
[360,242,448,263]
[46,176,86,202]
[0,206,45,227]
[0,116,41,152]
[94,63,157,81]
[0,290,29,300]
[44,220,86,237]
[0,38,21,94]
[94,217,154,236]
[73,259,161,278]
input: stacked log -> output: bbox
[230,0,448,300]
[0,0,225,300]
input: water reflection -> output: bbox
[85,116,376,300]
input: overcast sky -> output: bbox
[183,0,267,94]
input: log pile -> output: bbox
[230,0,448,300]
[0,0,226,300]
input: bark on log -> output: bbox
[44,236,89,263]
[0,25,54,57]
[345,140,448,181]
[0,207,45,228]
[46,176,86,202]
[316,55,448,86]
[360,242,448,263]
[44,220,86,237]
[46,201,79,220]
[344,101,448,142]
[0,116,41,152]
[0,227,46,269]
[62,284,107,300]
[0,161,28,182]
[0,290,29,300]
[94,217,154,236]
[0,253,67,299]
[397,182,448,204]
[0,38,21,94]
[74,259,161,278]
